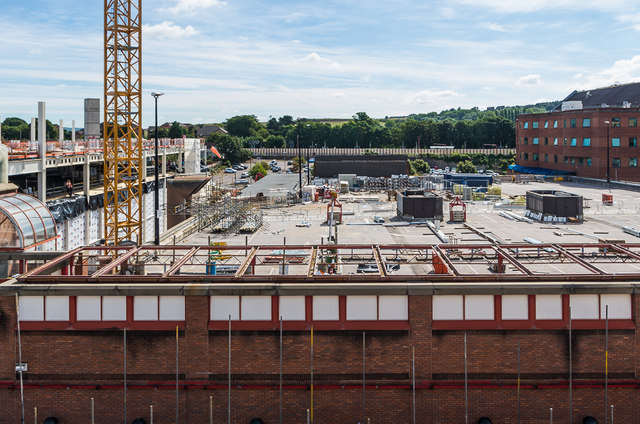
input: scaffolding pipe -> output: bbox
[15,294,25,424]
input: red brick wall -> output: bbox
[0,294,637,423]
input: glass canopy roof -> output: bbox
[0,193,57,249]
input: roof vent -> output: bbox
[623,101,631,108]
[601,103,609,108]
[585,91,592,98]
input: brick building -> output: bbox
[516,83,640,182]
[0,243,639,423]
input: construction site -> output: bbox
[2,1,640,424]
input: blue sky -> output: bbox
[2,0,640,128]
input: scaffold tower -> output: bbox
[103,0,143,245]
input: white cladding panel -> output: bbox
[45,296,69,321]
[313,296,339,320]
[600,294,631,319]
[159,296,185,321]
[465,295,494,320]
[379,296,408,320]
[346,296,377,320]
[536,295,563,320]
[77,296,101,321]
[432,295,463,320]
[570,295,599,319]
[102,296,127,321]
[501,295,529,320]
[19,296,44,321]
[210,296,240,320]
[134,296,158,321]
[279,296,306,321]
[241,296,272,320]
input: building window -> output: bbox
[544,121,549,128]
[582,138,591,147]
[612,158,621,168]
[630,137,637,147]
[533,153,539,161]
[612,117,621,127]
[571,157,576,165]
[524,137,528,145]
[570,137,577,146]
[570,118,576,128]
[564,120,567,128]
[630,158,638,167]
[532,121,539,129]
[432,295,494,320]
[564,156,568,164]
[523,122,529,129]
[554,137,558,145]
[553,120,558,128]
[533,137,539,145]
[612,137,621,147]
[77,296,127,321]
[545,137,548,145]
[564,137,567,146]
[629,117,637,127]
[544,154,548,162]
[134,296,186,321]
[578,157,584,166]
[524,153,529,160]
[554,154,558,163]
[587,157,591,166]
[582,118,591,127]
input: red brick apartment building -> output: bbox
[1,244,640,423]
[516,83,640,182]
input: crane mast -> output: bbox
[104,0,143,246]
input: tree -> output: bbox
[225,115,268,139]
[168,121,184,138]
[410,159,430,175]
[249,161,269,180]
[457,160,477,173]
[265,135,285,148]
[206,133,250,164]
[290,156,307,172]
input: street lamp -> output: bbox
[604,120,610,186]
[151,92,164,245]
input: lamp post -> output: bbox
[297,132,302,200]
[151,92,164,245]
[604,120,610,186]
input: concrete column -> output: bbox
[30,118,36,144]
[162,148,167,178]
[37,102,46,202]
[72,120,76,144]
[141,150,148,180]
[84,150,91,246]
[59,119,63,143]
[178,150,183,172]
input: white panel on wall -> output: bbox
[134,296,158,321]
[210,296,240,320]
[77,296,101,321]
[465,295,494,320]
[241,296,272,320]
[159,296,185,321]
[536,295,563,319]
[279,296,306,321]
[45,296,69,321]
[379,295,408,320]
[102,296,127,321]
[501,295,529,320]
[18,296,44,321]
[600,294,631,319]
[570,295,599,319]
[432,295,463,320]
[313,296,339,320]
[346,296,377,320]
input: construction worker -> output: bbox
[65,179,73,196]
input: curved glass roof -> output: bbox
[0,194,57,248]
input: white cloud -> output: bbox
[143,22,198,39]
[574,55,640,89]
[301,52,340,69]
[406,90,462,105]
[480,22,508,32]
[161,0,225,14]
[333,93,346,99]
[452,0,628,13]
[517,74,542,85]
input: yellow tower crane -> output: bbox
[103,0,144,246]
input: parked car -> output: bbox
[235,179,249,184]
[224,168,236,173]
[232,164,242,170]
[287,160,293,165]
[296,220,312,227]
[240,172,249,178]
[373,216,385,223]
[356,263,400,274]
[240,163,248,169]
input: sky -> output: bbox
[2,0,640,128]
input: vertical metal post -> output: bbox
[176,325,179,424]
[362,331,366,424]
[605,305,609,424]
[517,341,520,424]
[210,396,213,424]
[610,404,614,424]
[307,409,310,424]
[464,333,468,424]
[412,346,416,424]
[150,405,154,424]
[152,93,163,245]
[15,294,25,424]
[33,407,36,424]
[311,325,314,423]
[280,317,283,424]
[297,134,302,199]
[550,407,553,424]
[124,327,127,424]
[91,398,94,424]
[569,306,573,424]
[606,122,611,186]
[228,315,232,424]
